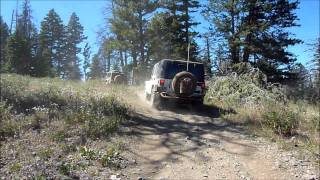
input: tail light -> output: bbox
[159,79,165,86]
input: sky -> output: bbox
[1,0,319,66]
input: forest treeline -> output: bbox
[0,0,319,102]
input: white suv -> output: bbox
[145,59,206,108]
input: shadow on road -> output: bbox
[122,103,256,173]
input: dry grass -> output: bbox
[0,73,132,178]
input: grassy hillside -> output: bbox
[0,74,130,140]
[0,74,131,178]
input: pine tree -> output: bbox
[287,63,310,100]
[147,12,173,62]
[203,34,212,76]
[147,0,200,61]
[308,37,320,102]
[204,0,301,82]
[88,54,103,79]
[0,16,9,72]
[6,32,29,74]
[166,0,200,61]
[64,12,86,80]
[6,0,37,75]
[82,43,91,81]
[109,0,158,67]
[32,48,51,77]
[103,36,117,72]
[38,9,65,77]
[214,43,229,75]
[311,38,320,88]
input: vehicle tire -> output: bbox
[114,75,126,84]
[172,71,197,97]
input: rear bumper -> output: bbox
[159,92,204,101]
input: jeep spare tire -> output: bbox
[113,75,125,84]
[172,71,197,97]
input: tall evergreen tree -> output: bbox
[165,0,200,61]
[0,16,9,72]
[64,12,86,80]
[38,9,65,77]
[287,63,310,100]
[88,54,104,79]
[204,0,301,82]
[147,0,200,62]
[109,0,158,67]
[311,38,320,87]
[6,0,37,75]
[147,12,173,62]
[308,37,320,102]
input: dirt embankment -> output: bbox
[119,91,319,180]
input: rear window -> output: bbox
[156,61,205,82]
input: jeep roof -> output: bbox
[152,59,205,82]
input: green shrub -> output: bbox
[100,147,121,169]
[79,146,97,160]
[262,107,299,136]
[85,115,120,138]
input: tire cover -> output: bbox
[172,71,196,96]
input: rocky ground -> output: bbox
[0,91,319,179]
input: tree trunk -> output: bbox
[124,50,127,66]
[120,50,124,68]
[206,36,212,76]
[242,0,257,63]
[184,0,189,45]
[138,11,145,66]
[230,0,239,64]
[242,34,251,62]
[132,47,137,67]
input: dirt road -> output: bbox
[119,92,319,180]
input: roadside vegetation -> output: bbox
[205,63,320,165]
[0,74,130,178]
[0,74,129,140]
